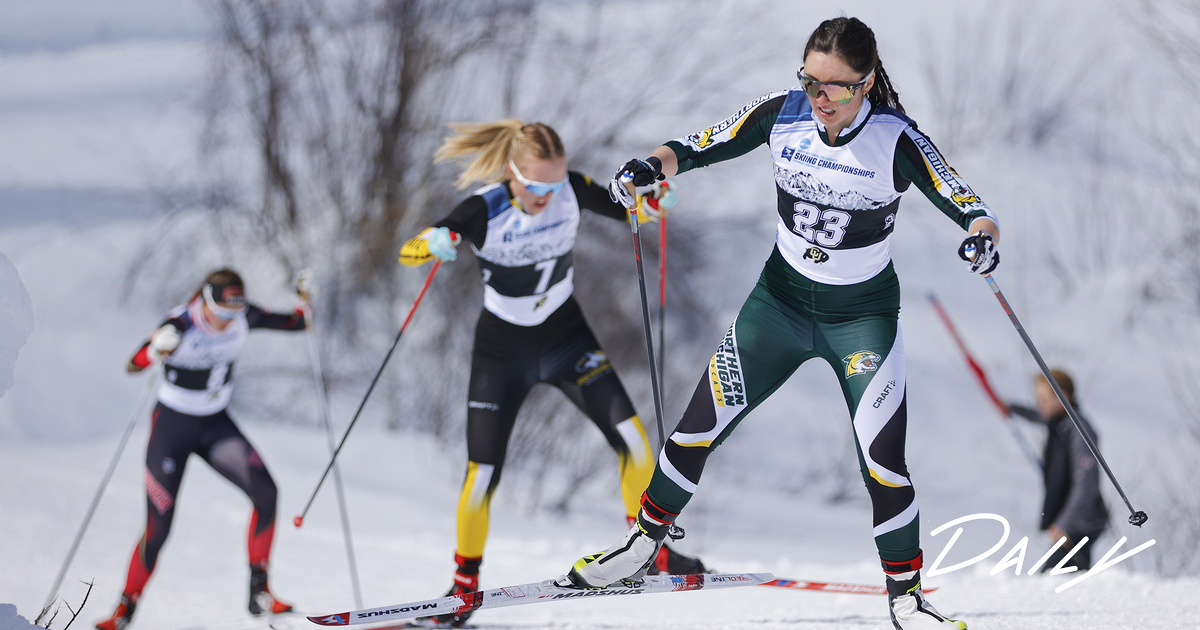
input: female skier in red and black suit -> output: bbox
[97,269,305,630]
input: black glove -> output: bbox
[608,157,664,208]
[958,231,999,275]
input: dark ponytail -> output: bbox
[803,17,904,114]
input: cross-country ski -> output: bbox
[762,578,937,596]
[307,574,774,626]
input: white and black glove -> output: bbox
[608,157,664,208]
[958,231,999,275]
[148,325,181,363]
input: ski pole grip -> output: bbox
[623,177,641,233]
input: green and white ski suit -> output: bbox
[643,87,997,568]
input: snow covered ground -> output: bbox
[2,1,1199,629]
[1,419,1197,630]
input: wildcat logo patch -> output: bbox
[843,351,882,378]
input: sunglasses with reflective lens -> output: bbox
[202,284,248,320]
[509,160,567,197]
[797,67,875,105]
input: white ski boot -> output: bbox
[887,572,966,629]
[558,515,677,589]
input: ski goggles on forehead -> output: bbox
[509,160,567,196]
[797,67,874,104]
[202,283,247,320]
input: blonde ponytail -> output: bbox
[435,119,566,189]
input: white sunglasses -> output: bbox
[509,160,567,196]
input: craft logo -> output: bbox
[686,94,772,149]
[872,380,897,408]
[468,400,500,411]
[803,247,829,264]
[709,325,746,408]
[843,350,881,378]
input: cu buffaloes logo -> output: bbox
[843,351,882,378]
[804,247,830,264]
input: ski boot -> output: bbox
[95,594,136,630]
[417,554,480,627]
[886,571,966,629]
[647,543,707,575]
[249,566,294,615]
[558,509,684,589]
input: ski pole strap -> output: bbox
[881,551,923,575]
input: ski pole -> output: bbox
[978,272,1148,527]
[295,260,443,528]
[657,193,667,410]
[43,371,159,612]
[928,292,1043,472]
[624,178,666,447]
[299,280,363,608]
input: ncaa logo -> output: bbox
[799,137,812,150]
[843,351,882,378]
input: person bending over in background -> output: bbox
[96,269,306,630]
[398,119,704,627]
[560,16,1004,630]
[1007,369,1108,571]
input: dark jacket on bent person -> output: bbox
[1010,404,1109,536]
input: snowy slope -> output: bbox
[1,423,1197,630]
[2,0,1198,629]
